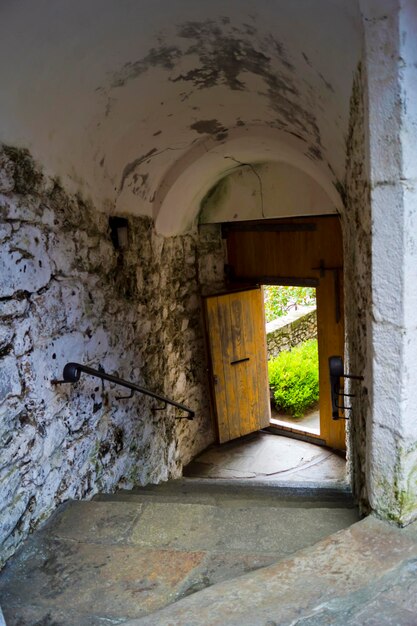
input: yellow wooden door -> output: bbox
[204,287,271,444]
[316,270,345,450]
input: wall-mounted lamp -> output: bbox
[109,216,129,250]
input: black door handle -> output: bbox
[230,357,250,365]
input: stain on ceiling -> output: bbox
[0,0,362,225]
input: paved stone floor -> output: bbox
[126,515,417,626]
[184,431,346,485]
[2,436,417,625]
[0,480,358,625]
[271,406,320,435]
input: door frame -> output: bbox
[221,214,345,451]
[260,279,325,444]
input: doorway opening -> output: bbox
[263,285,320,437]
[186,216,347,485]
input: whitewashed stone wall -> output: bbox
[0,146,223,565]
[361,0,417,525]
[342,61,372,515]
[266,308,317,359]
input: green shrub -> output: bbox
[268,339,319,418]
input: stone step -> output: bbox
[123,515,417,626]
[0,482,360,626]
[93,476,355,509]
[94,490,355,509]
[41,498,359,554]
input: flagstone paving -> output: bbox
[0,480,358,625]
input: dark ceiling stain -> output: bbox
[107,18,323,168]
[172,20,320,147]
[288,130,305,142]
[318,72,335,94]
[111,46,182,88]
[190,119,226,135]
[119,149,157,191]
[302,52,312,67]
[132,172,150,198]
[306,145,323,161]
[327,161,337,178]
[153,130,162,136]
[171,20,294,91]
[242,23,257,37]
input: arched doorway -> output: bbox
[205,214,345,451]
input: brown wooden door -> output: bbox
[204,287,271,443]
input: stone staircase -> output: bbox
[6,479,417,626]
[2,480,417,625]
[0,479,360,625]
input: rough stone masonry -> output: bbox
[0,145,224,566]
[266,307,317,360]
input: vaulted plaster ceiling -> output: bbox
[0,0,362,233]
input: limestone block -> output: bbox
[41,332,86,374]
[47,231,76,275]
[0,428,41,473]
[0,225,51,297]
[86,327,110,361]
[41,420,68,458]
[13,318,33,356]
[59,283,86,329]
[30,281,66,340]
[0,152,15,193]
[0,223,12,241]
[57,403,89,435]
[0,356,21,401]
[88,239,115,274]
[174,372,187,397]
[39,204,55,228]
[0,298,29,319]
[0,325,14,351]
[0,193,41,222]
[0,492,28,542]
[0,466,21,518]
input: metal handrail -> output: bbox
[52,362,195,420]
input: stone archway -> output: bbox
[153,127,343,236]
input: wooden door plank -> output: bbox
[241,290,260,434]
[205,296,230,443]
[249,288,271,430]
[230,290,258,436]
[224,293,244,440]
[226,216,343,282]
[317,272,345,450]
[204,288,272,444]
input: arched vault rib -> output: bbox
[154,126,343,236]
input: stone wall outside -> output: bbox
[266,308,317,359]
[0,146,224,566]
